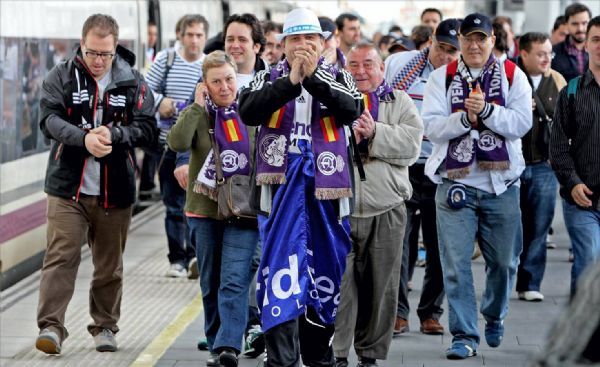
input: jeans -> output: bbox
[159,148,193,267]
[435,180,522,348]
[562,200,600,295]
[188,217,258,353]
[516,162,557,292]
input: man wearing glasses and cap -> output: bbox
[239,7,362,367]
[384,18,461,338]
[421,13,531,359]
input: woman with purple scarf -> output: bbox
[167,51,258,367]
[238,8,363,367]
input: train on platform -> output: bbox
[0,0,294,290]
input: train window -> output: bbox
[0,37,133,163]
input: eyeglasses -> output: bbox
[84,49,115,61]
[348,61,376,71]
[460,35,489,46]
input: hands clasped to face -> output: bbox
[288,37,321,85]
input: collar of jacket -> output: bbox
[254,55,269,73]
[74,44,137,88]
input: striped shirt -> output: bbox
[146,48,204,102]
[145,48,204,141]
[550,69,600,207]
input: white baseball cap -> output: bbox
[276,8,331,41]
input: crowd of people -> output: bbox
[33,3,600,367]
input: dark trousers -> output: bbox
[265,307,335,367]
[159,148,194,266]
[139,149,161,192]
[397,164,445,321]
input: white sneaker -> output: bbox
[94,329,117,352]
[518,291,544,302]
[166,263,187,278]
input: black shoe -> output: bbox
[219,348,238,367]
[335,357,349,367]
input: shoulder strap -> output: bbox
[504,59,516,88]
[565,76,582,139]
[445,59,458,91]
[160,50,176,95]
[567,75,581,99]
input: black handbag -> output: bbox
[207,125,257,220]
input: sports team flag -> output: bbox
[268,106,286,129]
[319,116,339,143]
[222,118,243,142]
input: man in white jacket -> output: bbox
[333,42,422,367]
[421,13,531,360]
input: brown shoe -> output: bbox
[393,317,409,335]
[420,318,444,335]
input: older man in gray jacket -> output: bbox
[333,42,423,367]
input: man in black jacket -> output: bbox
[35,14,156,355]
[551,3,592,82]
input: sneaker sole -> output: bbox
[446,351,476,360]
[96,344,117,352]
[420,327,444,335]
[36,337,61,354]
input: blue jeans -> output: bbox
[435,180,522,349]
[188,217,258,353]
[159,148,193,266]
[516,162,557,292]
[562,200,600,295]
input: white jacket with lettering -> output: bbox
[421,61,532,195]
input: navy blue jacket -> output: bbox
[551,36,589,82]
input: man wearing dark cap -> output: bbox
[422,13,531,359]
[383,18,461,338]
[319,16,346,70]
[387,36,416,54]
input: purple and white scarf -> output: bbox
[194,97,251,199]
[391,48,430,91]
[445,55,510,179]
[255,58,352,200]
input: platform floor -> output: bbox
[0,200,574,367]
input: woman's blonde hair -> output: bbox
[202,50,237,77]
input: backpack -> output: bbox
[445,58,516,91]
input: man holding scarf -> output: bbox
[332,42,422,367]
[384,18,461,337]
[239,8,362,367]
[421,13,531,359]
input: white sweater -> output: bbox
[421,61,533,195]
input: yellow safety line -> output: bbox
[130,295,203,367]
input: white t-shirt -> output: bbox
[530,74,542,91]
[289,88,313,153]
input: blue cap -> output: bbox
[435,18,461,49]
[460,13,493,37]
